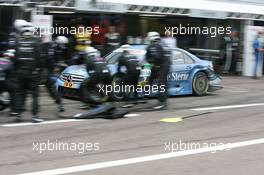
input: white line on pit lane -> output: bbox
[1,114,141,127]
[124,113,141,118]
[191,103,264,111]
[225,90,249,93]
[1,119,84,127]
[18,138,264,175]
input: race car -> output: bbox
[55,45,222,102]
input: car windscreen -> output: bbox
[106,49,146,65]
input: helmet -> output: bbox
[75,32,91,44]
[3,49,15,59]
[147,32,160,42]
[6,49,15,54]
[120,44,131,55]
[55,36,69,45]
[85,47,96,53]
[3,52,14,58]
[19,22,35,36]
[85,47,100,57]
[120,44,131,52]
[13,19,28,31]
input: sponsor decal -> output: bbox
[64,74,73,88]
[128,49,145,55]
[168,72,189,81]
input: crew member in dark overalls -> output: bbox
[0,51,19,114]
[104,26,120,56]
[71,25,90,65]
[146,32,171,110]
[40,36,69,112]
[81,47,111,105]
[13,21,43,122]
[117,45,140,107]
[222,30,239,74]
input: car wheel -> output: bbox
[80,78,110,105]
[111,74,126,101]
[192,72,209,96]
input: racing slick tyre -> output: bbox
[111,74,126,101]
[192,72,209,96]
[80,78,110,105]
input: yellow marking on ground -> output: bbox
[159,117,183,123]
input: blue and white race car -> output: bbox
[55,45,222,101]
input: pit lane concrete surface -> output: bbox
[0,76,263,175]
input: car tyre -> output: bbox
[111,74,126,101]
[192,72,209,96]
[80,78,110,105]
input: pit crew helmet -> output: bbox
[147,32,160,42]
[55,36,69,45]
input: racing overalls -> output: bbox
[104,32,120,56]
[40,42,64,111]
[74,32,91,52]
[7,31,17,50]
[117,52,140,101]
[146,41,171,103]
[0,58,18,112]
[81,55,111,104]
[14,35,41,116]
[72,32,91,65]
[71,51,87,65]
[222,36,239,74]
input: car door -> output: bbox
[168,49,195,95]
